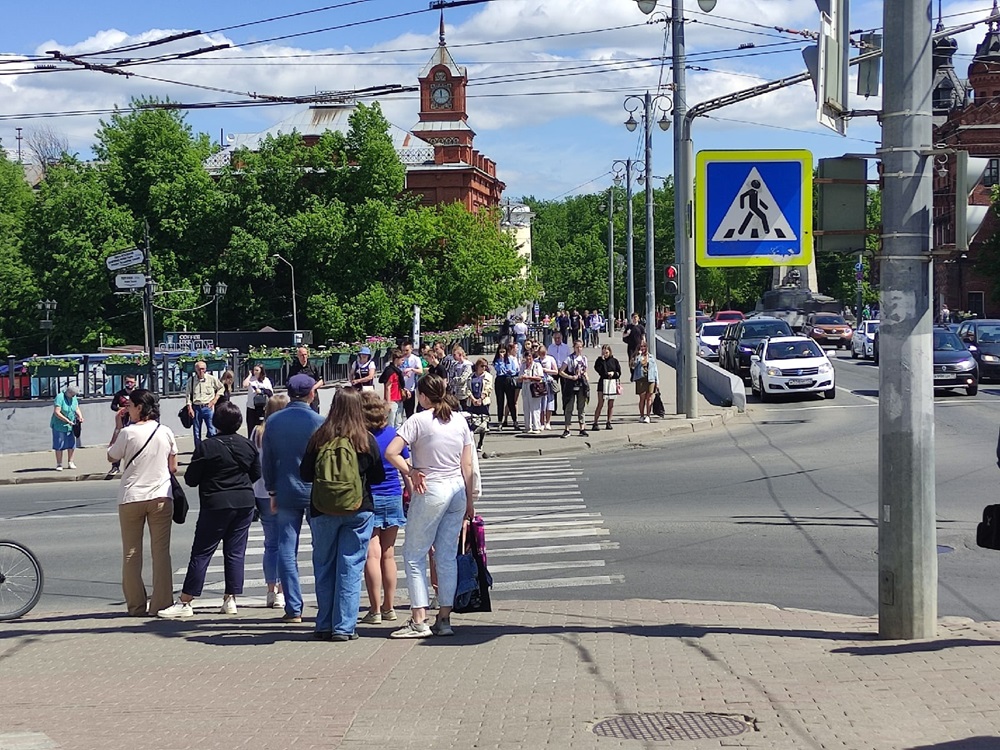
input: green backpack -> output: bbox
[311,437,364,515]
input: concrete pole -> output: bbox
[626,162,636,318]
[644,92,656,358]
[607,186,615,334]
[878,0,937,639]
[674,0,697,418]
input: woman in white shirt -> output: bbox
[384,373,475,639]
[536,344,558,431]
[519,349,545,434]
[243,365,274,437]
[106,388,179,617]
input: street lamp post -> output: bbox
[603,185,616,336]
[634,0,704,418]
[202,281,227,349]
[37,299,57,356]
[624,92,671,364]
[272,253,298,334]
[612,159,644,320]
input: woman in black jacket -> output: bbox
[158,401,261,619]
[591,344,622,431]
[300,388,385,642]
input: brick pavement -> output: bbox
[2,599,999,749]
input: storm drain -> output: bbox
[592,711,751,742]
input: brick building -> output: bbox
[933,6,1000,318]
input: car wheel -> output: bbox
[825,386,836,400]
[758,382,770,402]
[851,346,858,359]
[967,383,979,396]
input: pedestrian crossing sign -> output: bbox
[695,149,813,267]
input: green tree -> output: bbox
[0,153,39,355]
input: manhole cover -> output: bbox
[592,712,750,741]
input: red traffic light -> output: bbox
[665,265,678,280]
[664,265,679,295]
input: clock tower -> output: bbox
[413,15,474,148]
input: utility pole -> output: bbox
[143,222,157,391]
[626,164,636,318]
[643,92,656,358]
[878,0,937,639]
[607,185,615,335]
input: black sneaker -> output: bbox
[579,429,588,437]
[330,632,359,642]
[606,423,613,430]
[561,430,570,438]
[314,631,333,641]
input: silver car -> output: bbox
[851,319,880,360]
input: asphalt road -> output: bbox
[5,348,1000,620]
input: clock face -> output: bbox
[431,85,452,107]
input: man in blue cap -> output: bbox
[288,345,323,412]
[261,372,324,623]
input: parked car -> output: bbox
[805,313,854,349]
[713,310,745,323]
[851,319,880,359]
[719,317,794,379]
[749,336,836,401]
[956,318,1000,382]
[697,321,729,360]
[695,313,712,331]
[933,328,978,396]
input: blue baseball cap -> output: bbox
[359,347,372,356]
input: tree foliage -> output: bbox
[0,99,528,358]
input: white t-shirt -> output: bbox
[107,421,178,505]
[245,376,274,410]
[539,354,558,378]
[401,353,422,390]
[396,409,472,482]
[548,342,570,367]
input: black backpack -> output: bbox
[977,505,1000,550]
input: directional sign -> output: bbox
[105,248,144,272]
[695,149,813,268]
[115,273,147,290]
[854,261,864,272]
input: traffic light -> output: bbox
[664,264,679,295]
[956,150,991,252]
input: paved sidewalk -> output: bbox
[0,336,739,484]
[2,598,998,749]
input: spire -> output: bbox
[993,0,999,32]
[439,10,446,47]
[937,0,944,32]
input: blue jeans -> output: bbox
[402,477,467,609]
[192,404,216,448]
[275,506,306,616]
[309,512,374,635]
[255,497,279,585]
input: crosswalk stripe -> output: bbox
[486,527,611,541]
[488,519,605,530]
[487,541,619,557]
[484,512,603,523]
[493,574,625,591]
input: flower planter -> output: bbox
[32,365,77,378]
[248,357,287,371]
[180,360,227,374]
[104,363,146,376]
[330,353,350,365]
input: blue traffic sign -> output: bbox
[695,150,813,268]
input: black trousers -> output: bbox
[403,391,416,418]
[495,375,518,423]
[182,507,255,597]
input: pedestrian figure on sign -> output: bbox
[735,179,770,238]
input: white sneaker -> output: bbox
[157,601,194,619]
[219,596,237,615]
[275,591,285,610]
[641,416,650,424]
[55,465,63,471]
[390,619,432,639]
[68,462,77,470]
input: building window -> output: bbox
[968,291,985,318]
[985,159,1000,187]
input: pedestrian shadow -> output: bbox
[832,638,1000,656]
[905,739,1000,749]
[12,467,56,474]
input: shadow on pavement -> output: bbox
[833,638,1000,656]
[906,739,1000,749]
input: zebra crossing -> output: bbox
[177,455,622,609]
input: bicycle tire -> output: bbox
[0,540,43,621]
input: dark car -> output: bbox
[719,317,794,379]
[956,318,1000,382]
[933,329,978,395]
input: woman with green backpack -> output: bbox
[300,388,385,642]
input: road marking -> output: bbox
[488,541,620,557]
[493,574,625,591]
[487,527,611,541]
[836,385,879,403]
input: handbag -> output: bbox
[72,418,82,439]
[652,388,666,418]
[170,475,189,524]
[453,515,492,614]
[977,504,1000,549]
[178,406,193,429]
[530,380,546,398]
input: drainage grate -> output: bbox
[592,712,750,742]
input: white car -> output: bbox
[697,321,729,360]
[749,336,836,401]
[851,319,880,359]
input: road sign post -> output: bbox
[695,150,813,268]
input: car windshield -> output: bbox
[700,323,728,337]
[766,341,824,360]
[813,316,846,325]
[976,324,1000,343]
[864,321,880,334]
[743,322,790,338]
[933,331,965,351]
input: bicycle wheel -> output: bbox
[0,541,43,620]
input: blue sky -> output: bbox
[0,1,996,200]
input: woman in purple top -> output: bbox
[359,391,413,624]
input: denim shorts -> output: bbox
[51,430,76,451]
[372,494,406,529]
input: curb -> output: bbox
[0,465,190,487]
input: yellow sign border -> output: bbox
[695,149,813,268]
